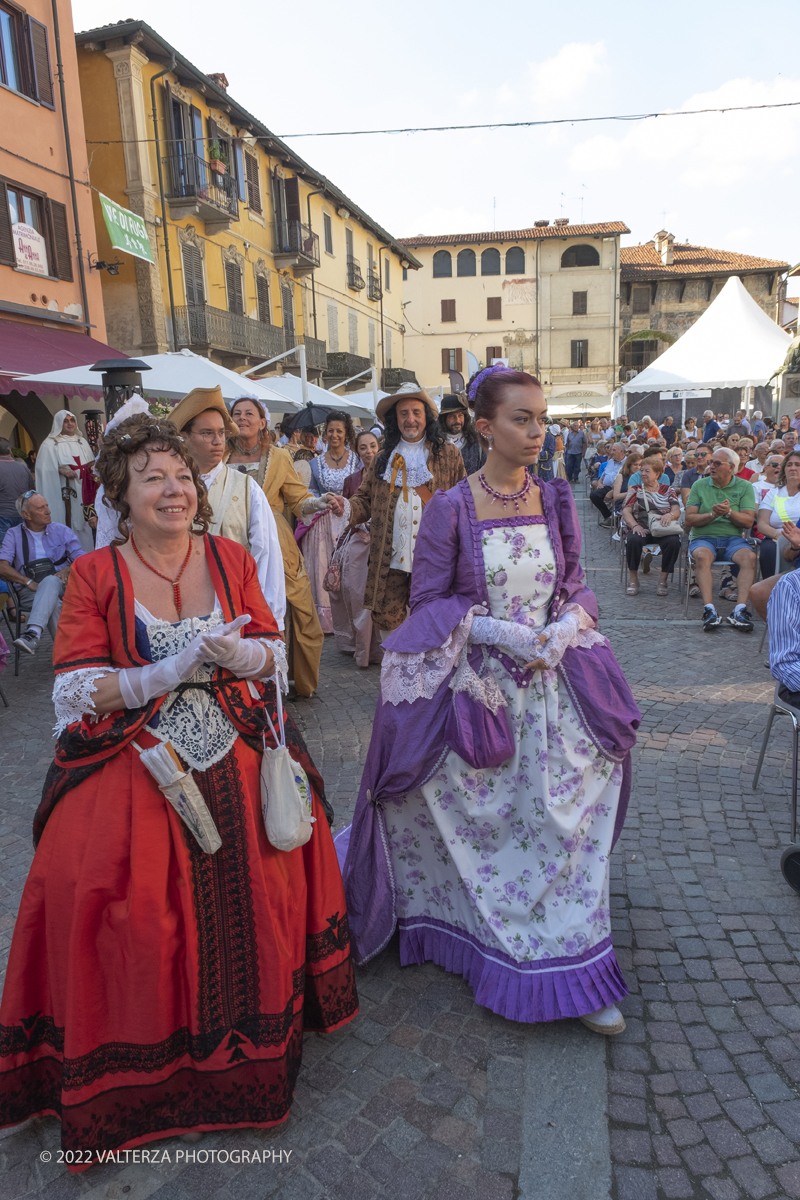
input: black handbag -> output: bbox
[21,527,67,584]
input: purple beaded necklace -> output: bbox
[477,469,532,513]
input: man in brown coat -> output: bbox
[331,383,466,635]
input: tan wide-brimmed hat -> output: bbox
[170,385,239,436]
[376,380,438,423]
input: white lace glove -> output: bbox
[118,633,217,708]
[537,611,581,669]
[300,495,331,517]
[199,615,269,678]
[469,615,542,663]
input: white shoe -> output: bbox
[579,1005,626,1035]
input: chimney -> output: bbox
[208,72,229,92]
[654,230,674,265]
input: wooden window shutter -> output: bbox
[0,182,15,266]
[487,346,502,363]
[441,299,456,322]
[284,177,301,222]
[487,297,501,320]
[27,18,54,109]
[182,244,204,305]
[256,274,270,323]
[441,348,450,374]
[225,261,244,315]
[47,199,73,281]
[455,348,463,373]
[245,152,261,214]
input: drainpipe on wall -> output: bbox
[150,57,177,349]
[50,0,90,334]
[305,189,325,340]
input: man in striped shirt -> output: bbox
[766,572,800,705]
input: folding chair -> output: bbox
[752,681,800,842]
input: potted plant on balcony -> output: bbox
[207,141,227,175]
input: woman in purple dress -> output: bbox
[342,367,640,1035]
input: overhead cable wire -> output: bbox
[277,99,800,139]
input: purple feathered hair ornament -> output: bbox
[467,363,515,401]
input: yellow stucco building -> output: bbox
[400,221,628,417]
[75,19,419,387]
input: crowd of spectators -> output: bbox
[550,406,800,633]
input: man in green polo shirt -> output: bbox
[685,447,756,631]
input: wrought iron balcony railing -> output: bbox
[164,151,238,220]
[274,219,320,269]
[367,269,382,302]
[174,305,299,361]
[347,255,365,291]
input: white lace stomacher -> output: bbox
[380,604,486,706]
[144,611,237,772]
[52,667,120,736]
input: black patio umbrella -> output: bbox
[284,402,332,433]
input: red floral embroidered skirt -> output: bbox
[0,738,358,1167]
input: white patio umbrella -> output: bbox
[10,348,301,413]
[259,372,377,421]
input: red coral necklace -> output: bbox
[131,535,193,617]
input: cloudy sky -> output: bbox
[73,0,800,268]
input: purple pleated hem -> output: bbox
[398,916,628,1023]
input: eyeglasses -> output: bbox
[194,430,227,443]
[21,489,37,499]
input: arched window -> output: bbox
[561,244,600,268]
[481,247,501,275]
[432,249,452,278]
[505,246,525,274]
[457,248,476,276]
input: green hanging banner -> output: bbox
[98,193,155,264]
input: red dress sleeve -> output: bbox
[53,554,114,675]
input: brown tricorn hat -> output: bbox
[169,385,239,436]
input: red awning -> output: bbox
[0,320,125,382]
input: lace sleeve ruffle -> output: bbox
[380,604,485,706]
[267,638,288,694]
[560,601,607,651]
[52,667,119,736]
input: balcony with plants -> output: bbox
[164,140,238,233]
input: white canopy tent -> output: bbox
[617,277,791,412]
[11,348,300,413]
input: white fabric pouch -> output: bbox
[261,678,315,852]
[132,740,222,855]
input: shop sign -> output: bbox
[98,193,155,263]
[13,222,48,275]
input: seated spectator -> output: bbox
[751,571,800,705]
[589,442,627,524]
[770,438,786,456]
[731,409,751,436]
[665,446,684,487]
[0,490,85,655]
[0,439,34,541]
[683,417,698,440]
[785,430,798,453]
[756,449,800,578]
[622,457,682,597]
[611,448,644,522]
[685,448,756,631]
[629,447,669,487]
[746,441,770,479]
[735,441,755,479]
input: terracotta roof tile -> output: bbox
[620,242,789,281]
[399,221,629,247]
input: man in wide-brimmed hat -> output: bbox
[164,386,286,629]
[436,393,486,475]
[330,382,465,635]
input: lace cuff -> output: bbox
[267,638,288,693]
[560,602,607,652]
[381,604,486,706]
[52,667,119,736]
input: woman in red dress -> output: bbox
[0,415,357,1166]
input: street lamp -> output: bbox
[89,358,151,422]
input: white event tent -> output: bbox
[258,371,378,421]
[614,277,791,416]
[10,348,301,414]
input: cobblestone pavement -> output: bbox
[1,480,800,1200]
